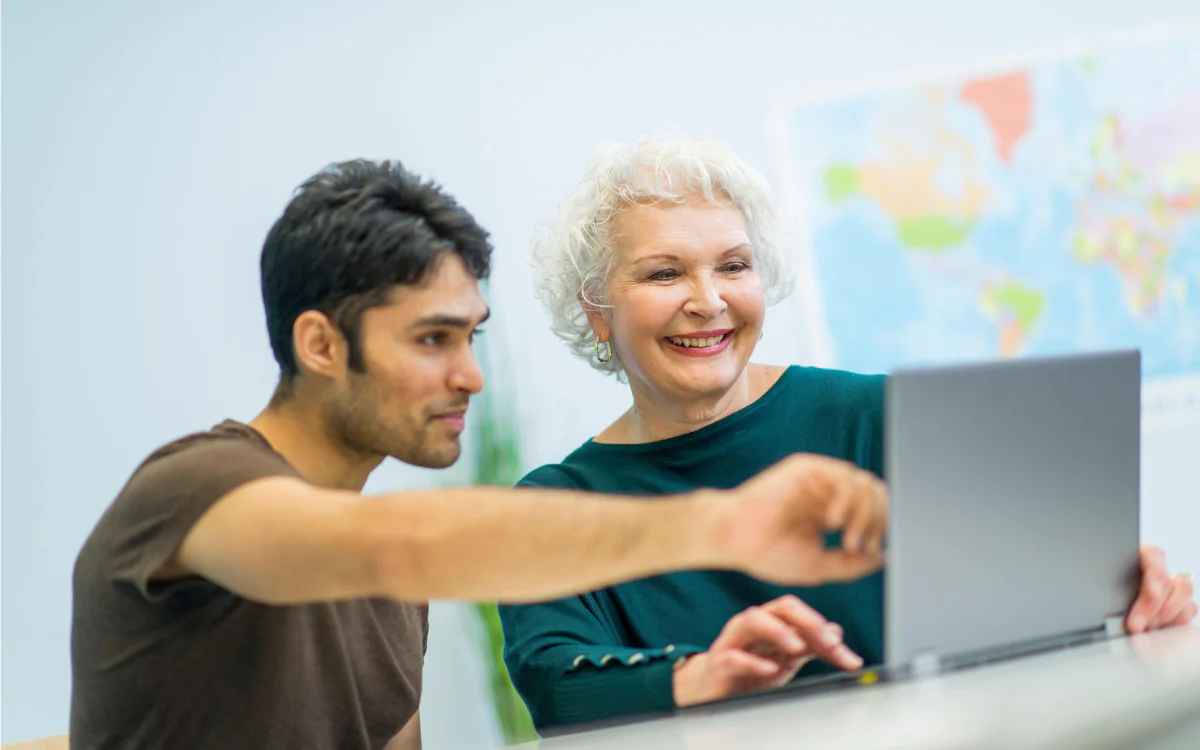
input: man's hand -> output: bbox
[1126,545,1196,634]
[714,454,887,586]
[672,595,863,707]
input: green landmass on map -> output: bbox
[824,165,860,201]
[897,216,973,251]
[987,282,1045,328]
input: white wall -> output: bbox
[4,0,1199,745]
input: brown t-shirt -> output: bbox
[70,420,429,750]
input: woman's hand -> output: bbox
[1126,545,1196,634]
[672,595,863,707]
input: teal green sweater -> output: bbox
[499,366,886,731]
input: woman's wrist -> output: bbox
[671,651,707,707]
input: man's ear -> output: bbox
[292,310,348,380]
[578,292,612,343]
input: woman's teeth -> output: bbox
[668,334,728,348]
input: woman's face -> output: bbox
[590,199,766,401]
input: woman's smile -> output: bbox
[664,328,735,356]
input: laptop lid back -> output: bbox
[884,350,1141,668]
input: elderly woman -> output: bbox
[498,136,1196,731]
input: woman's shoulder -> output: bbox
[778,364,885,411]
[517,463,579,489]
[517,443,605,490]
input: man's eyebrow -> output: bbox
[409,309,491,329]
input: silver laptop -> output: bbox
[883,349,1142,673]
[683,350,1143,717]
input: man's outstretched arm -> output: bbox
[165,453,887,605]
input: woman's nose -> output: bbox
[683,274,727,318]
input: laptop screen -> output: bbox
[884,350,1141,668]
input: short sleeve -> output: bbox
[102,434,295,601]
[422,606,430,655]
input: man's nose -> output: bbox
[449,347,485,395]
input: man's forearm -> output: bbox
[369,486,727,603]
[176,452,878,606]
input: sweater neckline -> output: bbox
[579,366,801,454]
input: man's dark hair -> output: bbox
[261,159,492,392]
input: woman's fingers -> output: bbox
[1151,574,1196,630]
[764,595,863,670]
[1128,546,1170,634]
[714,606,806,658]
[710,648,783,681]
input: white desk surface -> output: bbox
[509,624,1200,750]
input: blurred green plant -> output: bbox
[469,303,538,746]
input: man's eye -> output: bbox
[470,328,486,344]
[421,332,449,347]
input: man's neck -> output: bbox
[249,402,382,492]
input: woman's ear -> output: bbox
[579,292,612,343]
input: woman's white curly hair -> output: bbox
[531,134,796,379]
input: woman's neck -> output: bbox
[599,363,785,444]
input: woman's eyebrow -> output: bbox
[631,253,680,264]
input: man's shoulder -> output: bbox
[126,420,295,492]
[139,420,282,467]
[77,421,298,584]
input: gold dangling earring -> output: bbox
[595,338,613,363]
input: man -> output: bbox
[70,160,888,749]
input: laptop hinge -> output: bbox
[910,649,942,677]
[1104,615,1126,639]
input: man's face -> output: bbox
[326,255,488,469]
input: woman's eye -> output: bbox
[648,269,679,281]
[721,261,750,273]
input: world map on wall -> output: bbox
[776,33,1200,380]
